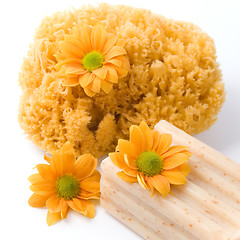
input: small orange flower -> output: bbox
[109,121,191,197]
[55,23,130,97]
[28,142,101,226]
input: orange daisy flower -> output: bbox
[55,23,130,97]
[28,142,101,226]
[109,121,191,197]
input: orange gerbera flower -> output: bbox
[55,23,130,97]
[109,121,191,197]
[28,142,101,226]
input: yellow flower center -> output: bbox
[136,151,163,177]
[82,51,104,72]
[56,175,79,200]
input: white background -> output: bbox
[0,0,240,239]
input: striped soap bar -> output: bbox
[100,120,240,240]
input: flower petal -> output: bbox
[106,58,123,68]
[74,24,92,53]
[176,163,191,177]
[64,65,87,75]
[60,199,69,219]
[107,56,130,72]
[137,173,149,189]
[119,55,130,71]
[151,130,161,152]
[28,173,44,185]
[50,143,76,176]
[91,24,106,51]
[47,211,61,226]
[44,154,51,164]
[79,73,95,88]
[29,173,55,196]
[146,175,170,196]
[78,170,101,200]
[109,152,125,169]
[78,190,100,200]
[55,60,64,72]
[79,170,101,194]
[59,141,75,153]
[105,46,127,61]
[64,34,84,52]
[181,150,193,158]
[62,34,85,56]
[46,194,61,213]
[72,154,97,180]
[50,152,62,176]
[58,41,83,60]
[118,139,139,159]
[150,185,155,197]
[116,39,125,48]
[87,169,101,182]
[55,59,82,72]
[161,170,187,185]
[156,133,172,155]
[163,153,189,170]
[62,76,80,86]
[162,146,188,159]
[104,65,118,83]
[108,152,125,168]
[129,125,146,153]
[28,193,49,207]
[67,198,95,218]
[122,165,138,177]
[102,33,118,54]
[114,65,129,78]
[30,182,55,196]
[109,152,137,176]
[84,87,96,97]
[138,121,153,151]
[124,154,137,170]
[117,171,138,183]
[90,77,101,93]
[101,80,113,94]
[92,67,108,79]
[36,164,56,182]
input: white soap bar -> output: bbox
[100,120,240,240]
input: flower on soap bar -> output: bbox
[109,121,191,197]
[55,23,130,97]
[28,142,101,226]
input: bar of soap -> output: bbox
[100,120,240,240]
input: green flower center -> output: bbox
[82,51,104,72]
[136,151,163,177]
[56,175,79,200]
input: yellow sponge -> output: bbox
[18,3,225,158]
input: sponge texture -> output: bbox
[18,4,225,158]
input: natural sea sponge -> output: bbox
[18,3,225,158]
